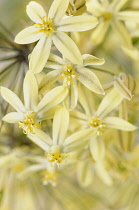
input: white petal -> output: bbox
[35,86,68,119]
[95,162,112,186]
[64,79,78,110]
[29,37,52,74]
[90,137,105,161]
[49,0,69,21]
[118,11,139,23]
[97,89,123,119]
[53,106,69,145]
[114,78,132,100]
[39,69,61,94]
[77,67,104,94]
[26,1,46,23]
[0,87,25,113]
[64,128,94,151]
[48,53,65,65]
[77,161,93,187]
[14,26,42,44]
[53,32,83,65]
[28,129,52,151]
[82,54,105,66]
[45,53,65,69]
[78,83,96,116]
[111,20,132,48]
[111,0,130,11]
[2,112,23,123]
[57,15,98,32]
[103,117,137,131]
[91,21,109,45]
[23,71,38,110]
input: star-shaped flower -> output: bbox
[28,106,93,167]
[39,53,105,110]
[14,0,98,73]
[0,71,68,134]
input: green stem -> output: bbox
[87,66,115,76]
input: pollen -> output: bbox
[19,112,41,134]
[60,64,79,86]
[46,145,69,168]
[34,16,56,37]
[42,170,57,186]
[99,12,113,21]
[89,117,106,135]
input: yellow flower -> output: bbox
[0,71,68,134]
[28,106,93,167]
[39,53,105,110]
[87,0,139,58]
[14,0,98,73]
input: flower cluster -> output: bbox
[0,0,139,209]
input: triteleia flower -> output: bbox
[77,147,112,187]
[39,53,105,110]
[87,0,139,57]
[71,84,137,159]
[104,73,136,101]
[28,106,93,167]
[14,0,98,74]
[0,71,68,134]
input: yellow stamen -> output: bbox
[99,12,112,21]
[19,112,41,134]
[60,64,79,86]
[42,170,58,186]
[34,15,56,37]
[89,117,106,136]
[46,145,69,168]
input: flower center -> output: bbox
[89,117,106,135]
[99,12,112,21]
[34,16,56,37]
[19,112,41,134]
[60,64,79,86]
[46,145,68,167]
[42,170,57,186]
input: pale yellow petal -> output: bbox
[45,53,65,69]
[82,54,105,66]
[52,31,83,65]
[114,77,132,100]
[77,161,93,187]
[53,106,69,145]
[118,11,139,23]
[2,112,23,123]
[91,21,109,45]
[97,89,123,119]
[57,15,98,32]
[0,87,25,113]
[111,0,132,11]
[78,83,95,116]
[29,37,52,74]
[64,79,78,110]
[23,71,38,110]
[103,117,137,131]
[90,137,105,161]
[95,162,112,186]
[64,128,94,150]
[111,20,132,48]
[26,1,46,23]
[39,70,61,94]
[14,26,42,44]
[28,129,52,151]
[35,86,68,119]
[49,0,69,21]
[77,67,105,94]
